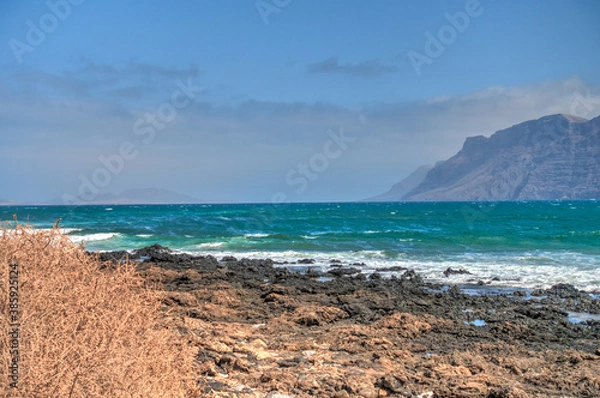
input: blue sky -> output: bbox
[1,0,599,203]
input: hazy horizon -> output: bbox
[1,0,599,203]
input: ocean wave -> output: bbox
[244,233,269,238]
[196,242,224,248]
[61,228,83,234]
[69,233,121,243]
[136,234,153,238]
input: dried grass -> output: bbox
[0,224,199,397]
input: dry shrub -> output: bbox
[0,224,199,397]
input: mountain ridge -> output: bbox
[373,114,600,202]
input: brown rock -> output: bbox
[290,305,348,326]
[378,375,405,393]
[487,385,530,398]
[357,388,379,398]
[374,312,432,338]
[510,365,523,375]
[333,391,350,398]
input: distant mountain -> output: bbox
[49,188,201,205]
[403,114,600,201]
[0,199,23,206]
[372,114,600,202]
[366,164,433,201]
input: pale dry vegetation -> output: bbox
[0,224,199,397]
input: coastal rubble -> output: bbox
[101,245,600,397]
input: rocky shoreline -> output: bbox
[98,245,600,397]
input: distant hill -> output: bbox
[374,114,600,201]
[0,199,23,206]
[366,164,433,201]
[49,188,201,205]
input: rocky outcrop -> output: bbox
[403,114,600,201]
[99,246,600,397]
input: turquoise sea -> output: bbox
[2,201,599,291]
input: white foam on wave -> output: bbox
[244,233,269,238]
[136,234,153,238]
[69,233,121,243]
[370,252,600,292]
[196,242,224,248]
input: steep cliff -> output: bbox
[403,114,600,201]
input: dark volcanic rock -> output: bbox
[368,272,382,280]
[327,267,361,277]
[401,269,423,283]
[96,250,138,261]
[377,266,408,272]
[546,283,584,299]
[134,244,171,257]
[443,267,471,277]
